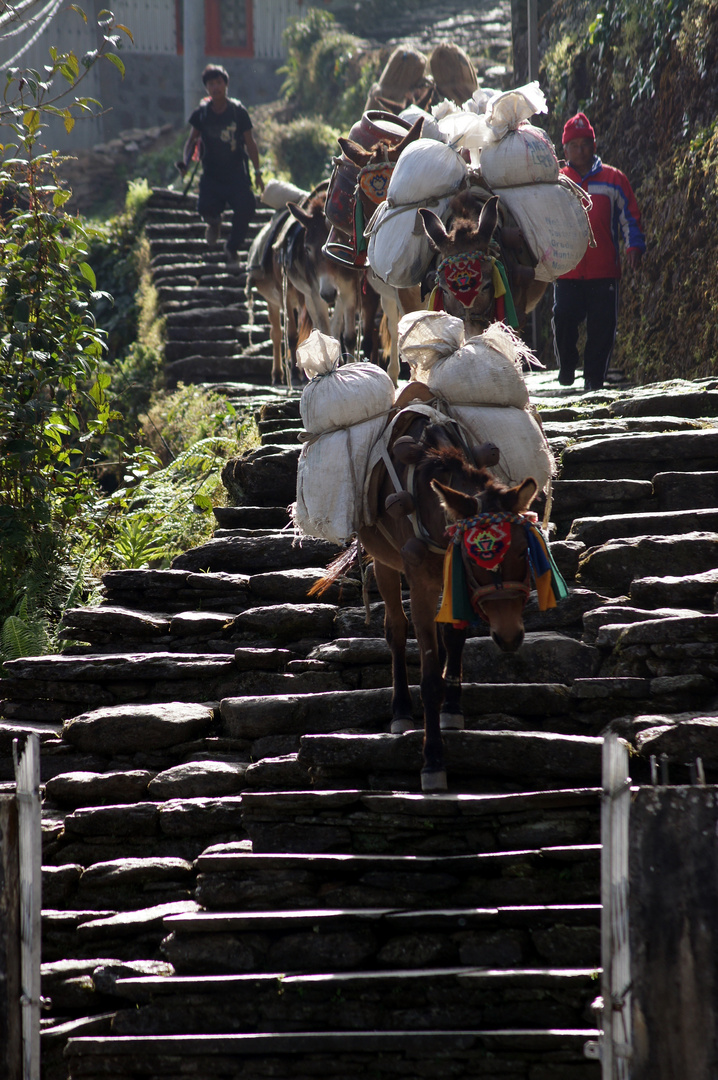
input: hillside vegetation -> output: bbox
[538,0,718,383]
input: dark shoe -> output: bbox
[224,245,240,270]
[204,218,221,244]
[558,370,575,386]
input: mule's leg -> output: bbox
[267,304,283,386]
[373,559,415,734]
[406,569,446,792]
[440,622,468,731]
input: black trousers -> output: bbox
[551,278,619,390]
[198,173,255,254]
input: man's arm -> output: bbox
[244,129,264,192]
[176,126,200,175]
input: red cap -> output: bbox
[562,112,595,146]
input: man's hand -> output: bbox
[175,160,188,177]
[626,248,643,271]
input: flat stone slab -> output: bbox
[4,653,237,682]
[297,731,603,788]
[64,1030,601,1080]
[653,470,718,510]
[248,567,360,606]
[568,507,718,546]
[159,902,600,975]
[61,702,214,754]
[147,760,248,798]
[171,534,339,574]
[61,607,170,638]
[77,900,199,942]
[577,532,718,595]
[79,857,194,888]
[560,429,718,480]
[629,569,718,611]
[45,770,154,808]
[229,603,337,643]
[109,966,598,1036]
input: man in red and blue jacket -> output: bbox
[552,112,645,391]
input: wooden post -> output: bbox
[630,786,718,1080]
[13,735,41,1080]
[0,789,21,1080]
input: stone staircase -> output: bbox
[144,186,277,390]
[4,230,718,1076]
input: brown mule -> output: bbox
[358,413,537,792]
[420,190,548,334]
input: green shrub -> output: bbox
[274,116,342,189]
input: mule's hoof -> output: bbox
[440,711,464,731]
[391,717,417,734]
[421,768,448,793]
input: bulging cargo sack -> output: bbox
[297,331,395,434]
[447,403,554,491]
[494,176,592,281]
[261,179,309,210]
[385,137,468,205]
[484,81,548,140]
[365,138,467,285]
[398,312,534,408]
[480,82,557,188]
[294,416,389,544]
[480,122,559,187]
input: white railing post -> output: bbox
[13,735,41,1080]
[596,734,632,1079]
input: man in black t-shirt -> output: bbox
[177,64,264,269]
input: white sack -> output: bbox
[425,337,530,408]
[436,109,492,159]
[366,197,449,286]
[399,105,445,142]
[398,310,466,369]
[261,179,310,210]
[495,178,591,281]
[294,416,388,544]
[480,122,559,187]
[386,137,468,205]
[298,335,395,434]
[484,81,548,140]
[447,403,554,491]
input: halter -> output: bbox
[436,251,493,308]
[446,510,532,620]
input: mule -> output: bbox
[247,184,361,385]
[358,410,537,792]
[334,118,426,384]
[420,190,547,335]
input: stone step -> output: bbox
[165,353,275,389]
[171,531,339,574]
[109,965,600,1035]
[559,428,718,480]
[576,530,718,596]
[295,729,603,794]
[160,902,601,975]
[240,787,602,855]
[568,506,718,547]
[63,1030,601,1080]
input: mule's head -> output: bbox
[288,192,359,312]
[432,471,538,653]
[420,193,499,333]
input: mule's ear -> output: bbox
[509,477,538,513]
[395,117,424,154]
[477,194,500,246]
[338,137,371,167]
[287,201,312,228]
[431,479,478,522]
[419,207,449,251]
